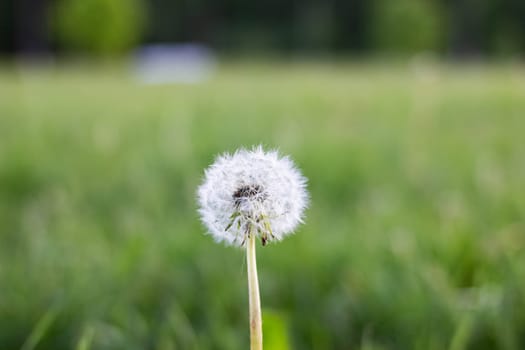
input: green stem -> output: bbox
[247,232,263,350]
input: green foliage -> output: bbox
[53,0,146,55]
[370,0,445,54]
[0,62,525,349]
[263,310,290,350]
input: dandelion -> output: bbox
[197,145,308,350]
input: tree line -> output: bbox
[1,0,524,57]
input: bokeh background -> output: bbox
[1,1,525,349]
[2,0,525,57]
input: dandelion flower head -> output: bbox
[197,146,308,247]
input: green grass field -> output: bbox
[1,61,525,350]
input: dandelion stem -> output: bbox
[247,232,263,350]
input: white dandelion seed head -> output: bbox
[197,145,309,247]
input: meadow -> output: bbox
[1,61,524,350]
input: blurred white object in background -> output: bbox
[133,44,216,84]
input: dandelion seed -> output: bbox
[197,145,308,247]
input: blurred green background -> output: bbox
[1,62,525,350]
[1,0,525,57]
[1,0,525,350]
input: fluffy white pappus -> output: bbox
[197,146,308,247]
